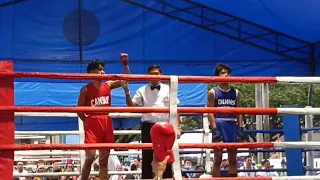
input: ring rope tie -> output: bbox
[168,75,183,180]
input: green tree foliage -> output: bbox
[180,84,320,142]
[180,116,202,130]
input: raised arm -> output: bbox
[107,53,130,89]
[121,81,142,107]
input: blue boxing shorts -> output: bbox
[214,120,237,142]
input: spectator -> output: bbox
[257,160,279,177]
[239,156,257,177]
[220,159,230,177]
[183,159,192,169]
[220,159,229,170]
[132,158,141,171]
[13,161,29,180]
[193,164,205,178]
[61,163,76,180]
[182,159,193,178]
[33,165,47,180]
[52,162,61,172]
[279,159,287,176]
[46,161,62,180]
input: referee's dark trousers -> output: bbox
[141,121,173,179]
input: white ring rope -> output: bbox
[15,136,46,140]
[277,108,320,115]
[274,142,320,148]
[276,77,320,84]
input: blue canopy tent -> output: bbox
[1,0,320,136]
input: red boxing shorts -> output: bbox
[84,115,114,143]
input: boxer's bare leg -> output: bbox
[99,149,110,180]
[81,150,96,180]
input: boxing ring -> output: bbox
[1,60,320,180]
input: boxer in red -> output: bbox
[77,53,130,180]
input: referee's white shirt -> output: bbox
[132,83,180,123]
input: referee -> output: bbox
[121,65,180,179]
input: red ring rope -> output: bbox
[0,72,277,83]
[0,106,278,114]
[0,143,274,151]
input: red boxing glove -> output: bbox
[120,53,128,66]
[150,122,176,165]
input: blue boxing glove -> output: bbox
[212,127,222,142]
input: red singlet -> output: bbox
[83,82,114,143]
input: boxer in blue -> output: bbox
[206,63,244,177]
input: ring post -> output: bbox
[255,84,263,162]
[0,60,14,179]
[169,75,182,180]
[281,104,304,176]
